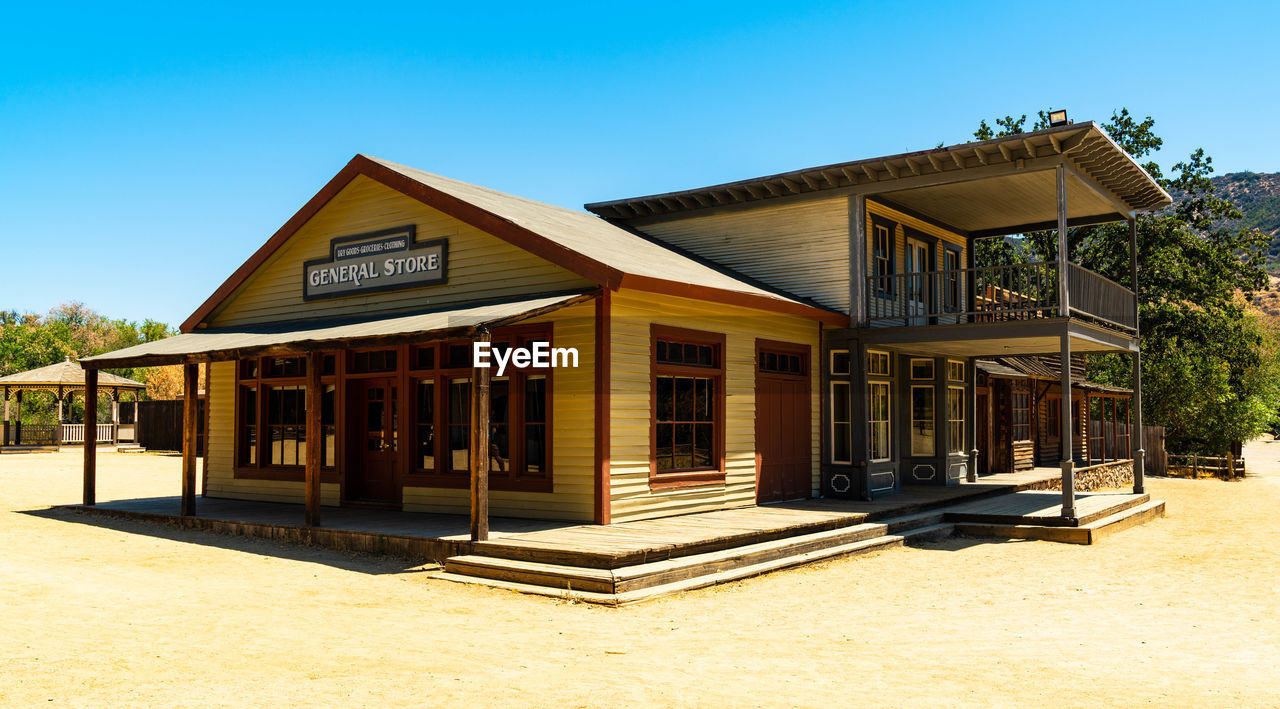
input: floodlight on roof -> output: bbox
[1048,109,1070,127]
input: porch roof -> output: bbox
[79,291,594,370]
[586,122,1172,237]
[0,357,145,391]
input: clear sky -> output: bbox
[2,1,1275,327]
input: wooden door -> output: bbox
[905,237,931,325]
[756,353,811,504]
[990,380,1012,474]
[347,377,399,503]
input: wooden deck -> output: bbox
[65,467,1062,565]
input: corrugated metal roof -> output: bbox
[977,356,1130,394]
[82,292,592,369]
[0,358,144,388]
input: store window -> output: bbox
[911,386,936,456]
[947,386,965,455]
[869,382,891,462]
[651,325,724,487]
[237,355,336,473]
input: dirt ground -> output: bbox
[1,446,1278,708]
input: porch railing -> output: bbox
[866,260,1135,332]
[60,423,117,444]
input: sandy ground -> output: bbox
[1,447,1278,708]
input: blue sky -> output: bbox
[2,1,1276,327]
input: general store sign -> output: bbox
[303,226,447,300]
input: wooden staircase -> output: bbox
[437,490,1165,605]
[439,511,954,605]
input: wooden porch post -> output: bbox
[15,390,22,445]
[304,352,322,527]
[181,363,198,516]
[2,387,8,447]
[83,369,98,505]
[966,358,978,482]
[470,328,492,541]
[850,195,868,328]
[1059,334,1076,519]
[1128,216,1145,494]
[1055,163,1071,318]
[110,390,120,443]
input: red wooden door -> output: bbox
[347,378,399,503]
[756,360,811,504]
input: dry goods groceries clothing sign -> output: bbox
[303,226,447,300]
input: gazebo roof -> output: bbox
[0,357,145,390]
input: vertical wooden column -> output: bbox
[202,367,212,497]
[1059,334,1076,519]
[470,329,492,542]
[594,291,612,525]
[182,363,198,516]
[304,352,322,527]
[849,195,868,328]
[966,358,978,482]
[965,236,977,323]
[15,390,22,445]
[83,369,98,506]
[1128,216,1145,494]
[1055,163,1071,318]
[2,388,9,447]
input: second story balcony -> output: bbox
[866,260,1137,333]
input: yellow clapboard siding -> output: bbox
[866,199,967,274]
[208,175,594,327]
[633,198,851,313]
[608,289,821,524]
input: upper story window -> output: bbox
[873,224,894,297]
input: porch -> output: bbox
[60,464,1162,603]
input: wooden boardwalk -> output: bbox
[67,467,1063,565]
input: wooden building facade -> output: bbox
[81,120,1171,532]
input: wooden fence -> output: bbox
[137,400,204,454]
[1143,425,1167,475]
[1167,454,1246,480]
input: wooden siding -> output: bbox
[204,360,341,505]
[401,301,596,520]
[631,198,851,313]
[608,290,821,523]
[866,199,967,279]
[208,175,594,327]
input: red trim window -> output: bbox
[650,325,726,489]
[236,354,337,479]
[407,323,554,492]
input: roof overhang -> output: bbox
[586,122,1172,237]
[83,292,595,370]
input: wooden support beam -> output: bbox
[882,161,899,179]
[182,363,198,516]
[83,369,97,506]
[304,352,322,527]
[1129,217,1145,494]
[998,142,1014,162]
[840,166,860,183]
[800,173,823,190]
[764,181,786,197]
[926,153,945,172]
[973,148,987,165]
[950,151,966,170]
[780,178,804,194]
[904,157,921,176]
[470,329,492,542]
[202,364,211,497]
[861,164,878,182]
[594,291,611,525]
[1022,138,1038,159]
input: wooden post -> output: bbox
[304,352,322,527]
[470,328,492,542]
[966,358,978,482]
[2,387,8,447]
[594,290,612,525]
[83,369,98,505]
[1059,333,1076,519]
[965,236,977,324]
[202,367,212,498]
[1128,217,1145,493]
[1056,163,1070,318]
[15,390,22,445]
[181,363,198,516]
[849,195,868,328]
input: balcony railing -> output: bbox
[866,261,1136,331]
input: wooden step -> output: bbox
[439,522,955,605]
[954,499,1165,545]
[946,493,1149,528]
[444,512,953,599]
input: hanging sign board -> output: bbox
[303,225,447,300]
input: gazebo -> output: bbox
[0,357,145,448]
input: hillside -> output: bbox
[1209,172,1280,271]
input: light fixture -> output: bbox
[1048,109,1069,127]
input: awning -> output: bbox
[81,291,595,369]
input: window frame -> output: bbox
[405,323,555,493]
[1010,384,1031,443]
[910,384,936,457]
[235,354,338,482]
[872,220,896,298]
[947,385,965,455]
[868,380,892,463]
[650,324,726,490]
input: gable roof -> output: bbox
[0,357,144,389]
[182,155,848,332]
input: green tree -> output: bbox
[968,109,1279,453]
